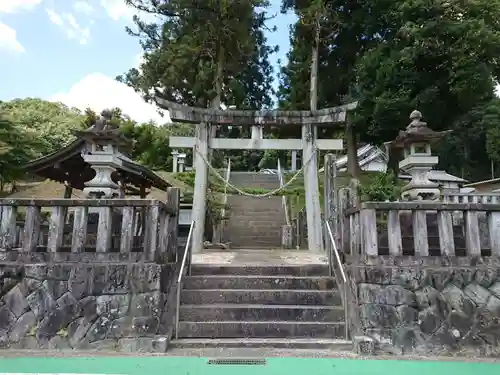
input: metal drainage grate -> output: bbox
[207,358,267,366]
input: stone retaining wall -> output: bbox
[348,256,500,356]
[0,251,178,352]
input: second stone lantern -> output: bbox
[387,110,451,201]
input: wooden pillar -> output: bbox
[302,123,323,253]
[291,150,297,171]
[64,181,72,198]
[139,184,147,199]
[191,122,210,253]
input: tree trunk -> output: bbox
[310,25,319,112]
[208,40,224,163]
[346,121,361,178]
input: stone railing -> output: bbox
[443,192,500,204]
[0,195,179,261]
[346,201,500,257]
[0,188,182,353]
[344,201,500,357]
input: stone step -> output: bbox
[226,225,284,230]
[226,239,283,248]
[180,289,341,305]
[179,304,345,322]
[190,265,330,277]
[227,234,283,239]
[227,203,284,209]
[226,239,282,247]
[183,275,335,290]
[227,231,283,237]
[177,321,346,338]
[227,215,285,221]
[169,338,352,350]
[228,182,280,189]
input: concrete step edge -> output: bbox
[183,289,337,293]
[179,321,345,325]
[180,304,343,310]
[170,338,351,344]
[185,275,334,280]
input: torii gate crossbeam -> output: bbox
[156,97,358,254]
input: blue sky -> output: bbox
[0,0,296,123]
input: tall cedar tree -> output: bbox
[279,0,500,181]
[118,0,276,170]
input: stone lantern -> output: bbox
[177,153,187,172]
[76,109,132,198]
[388,110,450,201]
[172,149,179,173]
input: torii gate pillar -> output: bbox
[191,122,210,254]
[302,123,323,252]
[156,97,357,253]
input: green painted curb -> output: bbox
[0,357,499,375]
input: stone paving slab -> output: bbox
[192,250,327,265]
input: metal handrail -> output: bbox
[325,220,349,339]
[175,220,194,339]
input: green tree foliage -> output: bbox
[117,0,275,109]
[83,107,194,171]
[0,99,195,188]
[0,98,86,155]
[0,112,41,186]
[279,0,500,182]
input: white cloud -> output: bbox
[46,8,90,44]
[0,0,42,13]
[73,1,93,16]
[100,0,156,23]
[50,73,170,124]
[0,21,25,52]
[100,0,135,21]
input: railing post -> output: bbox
[360,208,378,256]
[96,206,113,252]
[488,211,500,256]
[47,206,66,252]
[120,207,135,253]
[167,187,180,262]
[412,210,429,256]
[0,205,17,249]
[71,206,88,252]
[387,210,402,256]
[437,210,455,256]
[464,209,481,256]
[144,202,160,261]
[22,205,42,252]
[349,212,361,256]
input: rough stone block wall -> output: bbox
[349,256,500,356]
[0,251,177,352]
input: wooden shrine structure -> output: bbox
[8,110,178,254]
[156,97,358,254]
[23,109,170,199]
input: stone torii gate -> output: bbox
[156,97,357,254]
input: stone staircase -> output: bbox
[225,172,286,248]
[171,262,350,350]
